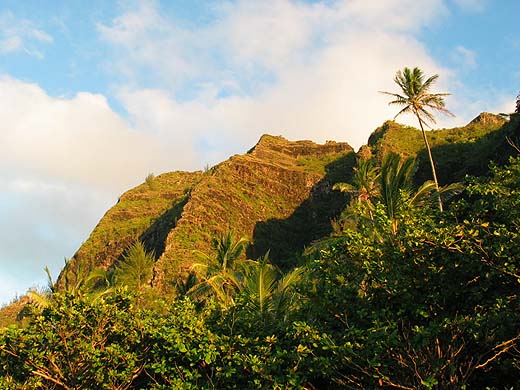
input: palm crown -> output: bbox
[382,67,453,126]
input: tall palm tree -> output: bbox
[381,67,454,211]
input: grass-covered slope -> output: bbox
[56,135,354,293]
[54,113,519,293]
[366,112,518,184]
[152,135,354,291]
[56,171,204,289]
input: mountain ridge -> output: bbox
[44,113,520,294]
[58,134,355,293]
[2,112,519,325]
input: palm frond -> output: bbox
[333,182,356,193]
[421,74,439,92]
[438,182,464,203]
[27,288,52,310]
[44,266,56,293]
[416,106,437,125]
[409,180,437,206]
[383,67,453,129]
[393,105,414,120]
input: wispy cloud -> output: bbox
[452,0,487,12]
[0,11,53,57]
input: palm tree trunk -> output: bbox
[416,114,443,212]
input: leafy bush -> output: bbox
[303,156,520,389]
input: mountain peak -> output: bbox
[58,133,355,293]
[249,134,352,161]
[468,112,507,127]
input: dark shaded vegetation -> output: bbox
[139,195,190,259]
[367,112,516,186]
[415,114,519,185]
[247,151,355,269]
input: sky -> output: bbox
[0,0,519,305]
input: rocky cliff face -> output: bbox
[57,134,354,292]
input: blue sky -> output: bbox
[1,0,519,304]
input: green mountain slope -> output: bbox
[57,171,204,290]
[58,135,355,293]
[366,112,518,185]
[3,113,519,325]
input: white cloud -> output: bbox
[94,0,464,155]
[97,0,448,92]
[0,76,180,190]
[0,75,189,304]
[98,0,455,152]
[0,11,53,57]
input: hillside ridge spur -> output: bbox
[57,134,354,292]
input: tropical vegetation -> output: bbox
[1,74,519,389]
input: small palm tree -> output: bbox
[26,265,111,314]
[240,253,305,326]
[334,159,380,205]
[190,231,249,308]
[379,153,416,234]
[334,159,380,221]
[381,67,454,211]
[174,271,198,297]
[113,241,155,291]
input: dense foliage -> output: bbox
[1,155,519,388]
[304,156,520,388]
